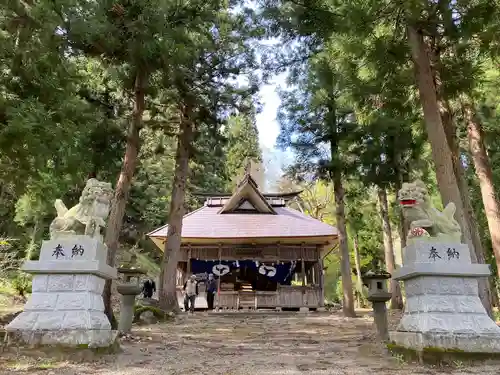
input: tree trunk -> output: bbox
[406,26,469,247]
[377,187,403,309]
[439,98,493,316]
[11,1,34,77]
[491,279,500,308]
[432,0,488,268]
[103,71,147,327]
[430,2,494,314]
[394,168,407,250]
[464,102,500,279]
[25,219,39,261]
[407,24,493,316]
[353,235,364,308]
[158,111,194,312]
[333,172,356,317]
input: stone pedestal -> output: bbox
[117,284,142,334]
[390,239,500,353]
[372,301,390,342]
[363,271,392,343]
[6,235,117,348]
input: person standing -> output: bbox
[183,274,198,313]
[142,279,156,299]
[205,273,217,310]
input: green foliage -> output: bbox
[323,251,340,302]
[264,0,493,310]
[0,0,264,290]
[344,182,385,269]
[4,0,500,312]
[299,181,336,224]
[225,106,263,190]
[10,274,32,297]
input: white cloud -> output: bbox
[256,72,287,149]
[254,72,297,191]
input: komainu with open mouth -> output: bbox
[398,180,462,241]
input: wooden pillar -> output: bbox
[301,243,306,307]
[217,243,222,310]
[186,244,192,280]
[177,267,185,286]
[277,242,281,309]
[301,243,306,287]
[318,245,325,307]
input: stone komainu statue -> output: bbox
[398,180,462,241]
[49,178,114,241]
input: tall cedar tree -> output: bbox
[225,102,263,190]
[157,5,261,312]
[261,0,496,314]
[1,2,127,267]
[278,58,356,317]
[57,0,230,324]
[438,0,500,284]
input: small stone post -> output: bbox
[116,267,145,334]
[362,271,392,342]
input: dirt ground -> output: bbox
[2,310,500,375]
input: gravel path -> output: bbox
[2,311,500,374]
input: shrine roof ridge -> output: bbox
[147,168,337,246]
[192,190,303,200]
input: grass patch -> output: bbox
[5,358,59,371]
[32,358,60,370]
[2,354,71,371]
[2,340,121,365]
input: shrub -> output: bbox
[10,273,32,297]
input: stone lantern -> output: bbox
[362,270,392,342]
[116,256,146,334]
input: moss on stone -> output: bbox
[3,332,121,360]
[387,342,500,366]
[133,304,174,323]
[70,341,120,354]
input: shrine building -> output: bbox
[147,171,338,310]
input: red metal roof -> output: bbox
[147,205,337,239]
[148,171,337,241]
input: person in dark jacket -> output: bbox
[142,279,156,299]
[183,274,198,313]
[205,273,217,310]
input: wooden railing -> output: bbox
[213,286,321,309]
[176,285,322,309]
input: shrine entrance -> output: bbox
[148,169,337,310]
